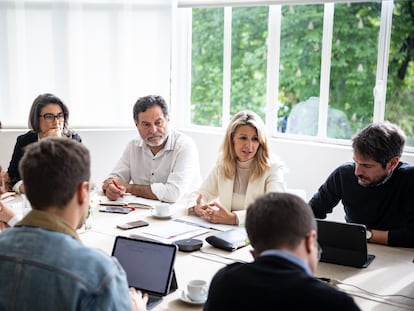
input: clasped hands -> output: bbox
[193,194,237,225]
[40,128,63,139]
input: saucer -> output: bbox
[179,290,206,305]
[151,210,172,219]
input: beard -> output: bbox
[357,171,391,187]
[144,127,170,147]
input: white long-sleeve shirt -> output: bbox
[108,129,201,203]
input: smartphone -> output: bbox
[99,206,134,214]
[117,220,149,230]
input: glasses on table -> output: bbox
[39,112,65,122]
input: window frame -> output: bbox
[174,0,400,149]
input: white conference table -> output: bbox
[4,194,414,310]
[81,199,414,311]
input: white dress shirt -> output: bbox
[108,129,201,203]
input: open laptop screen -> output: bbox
[111,236,178,296]
[316,219,375,268]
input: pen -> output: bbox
[123,205,136,211]
[112,180,122,191]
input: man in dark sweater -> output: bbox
[309,121,414,247]
[204,192,360,311]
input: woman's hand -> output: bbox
[196,198,237,225]
[40,128,62,138]
[193,194,210,217]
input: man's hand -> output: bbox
[102,178,126,200]
[130,288,148,311]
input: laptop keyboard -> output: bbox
[147,294,163,310]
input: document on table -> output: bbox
[0,192,15,201]
[174,215,239,232]
[130,221,209,244]
[98,194,161,208]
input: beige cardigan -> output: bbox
[193,158,286,225]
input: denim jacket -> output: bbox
[0,210,132,311]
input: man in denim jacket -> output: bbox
[0,138,147,311]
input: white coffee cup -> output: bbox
[187,279,208,302]
[154,203,170,217]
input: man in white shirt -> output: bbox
[102,95,201,203]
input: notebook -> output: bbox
[99,194,161,209]
[316,219,375,268]
[111,236,178,309]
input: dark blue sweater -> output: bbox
[309,162,414,247]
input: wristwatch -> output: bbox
[366,229,373,241]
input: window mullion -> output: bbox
[373,0,393,123]
[318,3,334,138]
[266,5,281,137]
[222,6,232,127]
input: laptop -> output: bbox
[111,236,178,309]
[316,219,375,268]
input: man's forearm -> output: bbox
[126,184,158,200]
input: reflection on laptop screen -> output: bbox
[111,236,177,297]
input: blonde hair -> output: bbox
[219,110,271,180]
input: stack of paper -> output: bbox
[129,221,209,244]
[174,215,239,231]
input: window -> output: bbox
[385,1,414,146]
[190,7,224,126]
[176,0,414,148]
[0,0,172,128]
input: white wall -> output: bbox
[2,128,414,222]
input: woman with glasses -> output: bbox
[7,93,81,194]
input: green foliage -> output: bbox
[191,8,224,126]
[279,4,323,114]
[385,1,414,142]
[191,1,414,142]
[230,7,268,120]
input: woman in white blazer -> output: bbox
[189,110,286,225]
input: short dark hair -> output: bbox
[352,121,405,168]
[246,192,316,254]
[19,138,90,210]
[28,93,70,133]
[133,95,169,121]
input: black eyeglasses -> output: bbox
[39,112,65,122]
[306,233,323,261]
[316,242,323,261]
